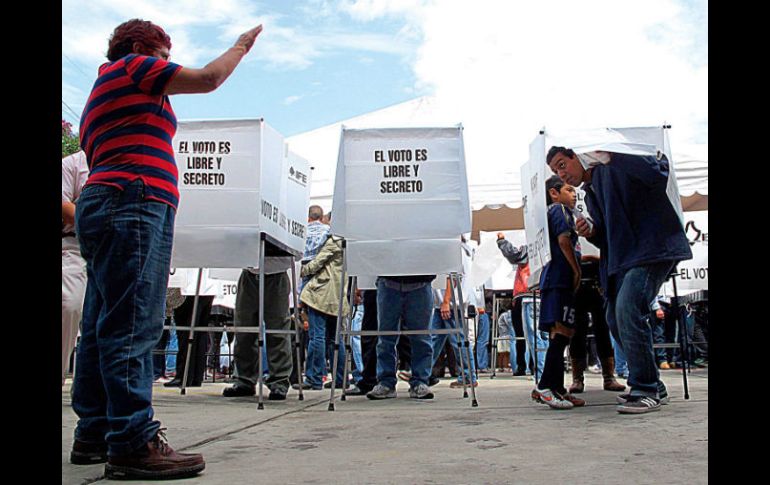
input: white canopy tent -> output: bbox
[286,96,708,214]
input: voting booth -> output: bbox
[166,119,312,405]
[326,125,478,408]
[171,118,308,267]
[524,125,696,396]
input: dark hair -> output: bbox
[545,175,565,206]
[546,146,575,167]
[308,205,323,221]
[107,19,172,61]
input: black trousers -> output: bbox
[358,290,379,392]
[569,283,614,362]
[511,298,528,370]
[174,295,215,386]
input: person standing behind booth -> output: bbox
[62,150,89,386]
[222,261,294,400]
[530,176,586,410]
[547,146,692,414]
[298,233,349,391]
[367,275,436,400]
[568,255,626,393]
[71,18,263,479]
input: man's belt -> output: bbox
[62,231,76,238]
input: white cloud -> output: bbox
[341,0,708,179]
[284,95,303,105]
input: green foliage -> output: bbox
[62,119,81,158]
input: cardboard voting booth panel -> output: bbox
[523,126,688,288]
[331,126,472,276]
[170,119,311,269]
[521,134,551,287]
[663,210,708,293]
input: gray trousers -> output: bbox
[233,270,292,391]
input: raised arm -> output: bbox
[165,25,263,95]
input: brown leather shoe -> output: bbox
[105,430,205,480]
[600,357,627,392]
[70,439,108,465]
[569,358,586,394]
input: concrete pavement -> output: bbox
[62,369,708,484]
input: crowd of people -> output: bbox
[61,17,707,482]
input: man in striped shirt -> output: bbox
[70,18,263,480]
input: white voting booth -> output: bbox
[167,119,312,405]
[523,125,696,397]
[327,126,479,408]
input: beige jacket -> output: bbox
[299,236,350,317]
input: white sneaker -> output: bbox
[366,384,397,400]
[409,383,434,400]
[531,388,574,409]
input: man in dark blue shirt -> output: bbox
[547,146,692,414]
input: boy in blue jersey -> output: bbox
[531,176,586,409]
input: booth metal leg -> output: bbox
[450,274,478,407]
[180,269,203,396]
[340,276,357,402]
[290,260,304,401]
[532,292,540,384]
[257,238,266,410]
[449,275,468,398]
[490,294,498,379]
[671,271,690,400]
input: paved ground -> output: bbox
[62,369,708,484]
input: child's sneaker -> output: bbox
[531,388,574,409]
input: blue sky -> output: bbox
[62,0,707,159]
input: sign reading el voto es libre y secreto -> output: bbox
[332,126,471,276]
[171,119,309,269]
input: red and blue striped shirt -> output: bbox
[79,54,183,209]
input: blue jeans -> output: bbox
[606,262,674,398]
[430,310,477,383]
[611,334,629,377]
[305,307,346,387]
[522,298,549,380]
[350,305,364,383]
[476,313,490,370]
[375,280,434,389]
[72,181,174,456]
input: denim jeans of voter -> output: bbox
[72,180,174,456]
[375,280,434,389]
[475,312,490,370]
[305,307,346,387]
[350,304,364,383]
[521,298,549,381]
[430,310,476,383]
[606,261,674,398]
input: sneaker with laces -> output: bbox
[616,385,669,405]
[366,384,397,400]
[531,388,574,409]
[409,383,434,400]
[105,429,205,480]
[617,395,661,414]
